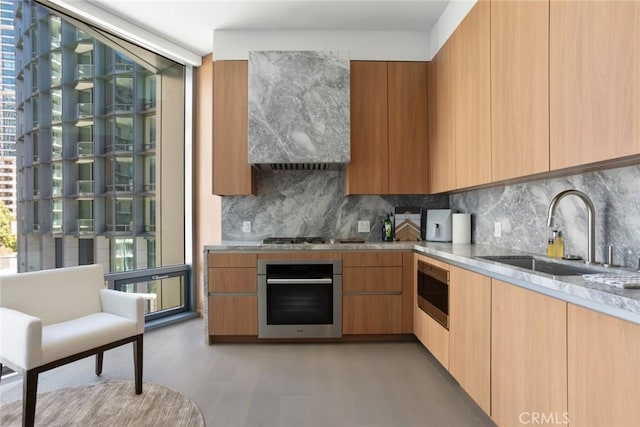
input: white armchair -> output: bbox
[0,264,145,427]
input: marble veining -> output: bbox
[248,51,350,165]
[450,165,640,268]
[222,170,448,241]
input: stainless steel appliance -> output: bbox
[258,259,342,339]
[417,260,449,329]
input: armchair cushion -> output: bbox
[41,313,138,366]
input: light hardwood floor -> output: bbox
[0,319,495,427]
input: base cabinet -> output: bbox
[207,253,258,337]
[342,251,406,335]
[491,279,567,427]
[449,266,491,415]
[414,307,449,369]
[567,304,640,427]
[343,295,402,334]
[209,296,258,336]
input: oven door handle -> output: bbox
[266,278,333,285]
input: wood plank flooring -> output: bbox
[0,319,495,427]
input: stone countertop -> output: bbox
[204,241,640,324]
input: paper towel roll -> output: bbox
[452,213,471,244]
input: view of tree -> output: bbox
[0,202,17,252]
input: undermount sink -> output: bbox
[479,255,595,276]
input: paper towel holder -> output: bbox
[452,213,472,244]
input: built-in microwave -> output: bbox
[417,260,449,329]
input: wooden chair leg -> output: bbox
[133,335,143,394]
[95,352,104,376]
[23,369,38,427]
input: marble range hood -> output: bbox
[248,51,350,170]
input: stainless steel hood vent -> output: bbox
[248,51,350,170]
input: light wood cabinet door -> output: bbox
[208,267,257,293]
[388,62,429,194]
[414,306,449,369]
[567,304,640,427]
[345,61,389,195]
[209,295,258,336]
[491,279,567,427]
[342,251,402,267]
[212,60,255,195]
[343,294,402,334]
[491,0,549,182]
[428,37,456,194]
[550,0,640,169]
[449,266,491,415]
[454,0,491,189]
[343,267,402,293]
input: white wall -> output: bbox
[428,0,477,58]
[213,1,476,61]
[213,30,431,61]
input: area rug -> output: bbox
[0,380,205,427]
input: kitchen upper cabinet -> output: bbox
[449,266,491,416]
[346,62,428,195]
[491,279,567,427]
[453,0,491,189]
[427,37,456,194]
[550,0,640,169]
[491,0,549,182]
[567,304,640,427]
[212,61,256,196]
[388,62,428,194]
[345,62,389,194]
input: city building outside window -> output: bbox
[13,0,189,322]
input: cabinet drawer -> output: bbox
[208,253,257,268]
[342,252,403,267]
[343,266,402,293]
[208,267,257,293]
[414,307,449,369]
[209,295,258,336]
[343,294,402,334]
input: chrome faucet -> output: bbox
[546,189,596,264]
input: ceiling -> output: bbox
[81,0,451,56]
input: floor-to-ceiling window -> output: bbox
[14,0,190,323]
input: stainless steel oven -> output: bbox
[417,260,449,329]
[258,259,342,339]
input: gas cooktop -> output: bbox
[262,237,325,245]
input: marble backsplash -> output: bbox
[450,165,640,268]
[222,171,448,242]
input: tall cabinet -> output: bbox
[550,0,640,169]
[346,62,428,195]
[212,61,255,196]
